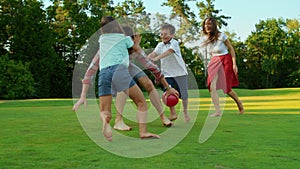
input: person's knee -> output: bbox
[131,93,147,109]
[141,79,155,92]
[100,110,112,122]
[136,99,148,110]
[210,85,217,92]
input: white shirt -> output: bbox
[200,32,229,68]
[201,32,229,57]
[154,39,188,77]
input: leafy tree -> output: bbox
[245,18,300,88]
[285,19,300,87]
[162,0,198,25]
[1,0,68,97]
[113,0,145,17]
[45,0,112,97]
[196,0,231,28]
[0,55,35,99]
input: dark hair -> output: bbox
[122,26,134,38]
[100,16,124,34]
[161,23,175,34]
[202,17,220,43]
[121,26,135,54]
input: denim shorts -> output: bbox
[98,64,136,97]
[128,62,147,82]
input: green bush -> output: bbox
[287,69,300,87]
[0,55,35,99]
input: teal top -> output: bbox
[98,33,133,70]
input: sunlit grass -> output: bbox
[0,88,299,168]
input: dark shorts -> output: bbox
[128,62,147,82]
[164,75,188,100]
[98,64,136,97]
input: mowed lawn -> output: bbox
[0,88,299,169]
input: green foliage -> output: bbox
[196,0,231,28]
[0,55,35,99]
[1,0,299,99]
[287,69,300,87]
[244,18,300,88]
[113,0,146,17]
[30,56,69,98]
[162,0,198,25]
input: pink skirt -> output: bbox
[207,53,239,94]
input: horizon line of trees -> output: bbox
[0,0,299,99]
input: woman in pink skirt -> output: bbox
[200,17,244,117]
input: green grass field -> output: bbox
[1,88,300,169]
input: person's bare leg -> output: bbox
[182,99,190,122]
[138,76,172,126]
[228,90,244,114]
[210,74,221,117]
[114,92,132,131]
[99,95,113,141]
[127,84,160,139]
[149,90,173,126]
[169,106,177,121]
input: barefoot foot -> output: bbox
[113,120,132,131]
[161,115,173,127]
[237,101,244,114]
[102,121,112,141]
[209,112,222,117]
[140,132,160,139]
[184,113,190,123]
[169,114,178,121]
[100,113,112,141]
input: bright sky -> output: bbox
[44,0,300,41]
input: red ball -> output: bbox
[162,92,179,107]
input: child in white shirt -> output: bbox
[148,23,190,122]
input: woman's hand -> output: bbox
[233,64,238,75]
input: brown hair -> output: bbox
[122,26,135,54]
[161,23,175,35]
[202,17,220,43]
[100,16,124,34]
[122,26,134,38]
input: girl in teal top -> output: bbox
[96,16,159,141]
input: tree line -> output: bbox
[0,0,299,99]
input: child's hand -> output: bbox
[150,57,159,62]
[133,34,142,45]
[147,52,157,61]
[166,88,179,98]
[72,97,87,111]
[131,34,143,53]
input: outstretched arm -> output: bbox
[72,83,90,111]
[149,49,174,62]
[72,50,100,111]
[134,51,179,97]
